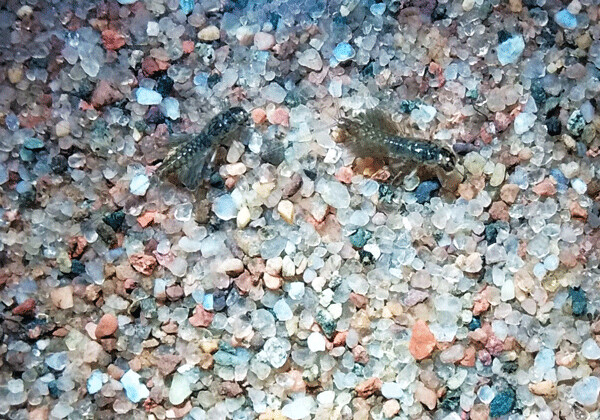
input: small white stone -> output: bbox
[213,194,238,220]
[490,163,506,187]
[147,21,160,36]
[237,206,251,228]
[316,390,335,407]
[572,376,600,406]
[136,87,162,105]
[307,332,326,352]
[266,257,283,276]
[281,397,315,420]
[160,97,180,120]
[254,32,275,50]
[582,338,600,360]
[55,120,70,137]
[169,373,192,405]
[278,200,294,224]
[464,152,486,176]
[381,382,403,399]
[328,303,343,319]
[130,174,150,196]
[235,26,255,45]
[298,48,323,71]
[282,256,295,278]
[219,258,244,276]
[198,25,220,41]
[51,286,73,309]
[17,5,33,18]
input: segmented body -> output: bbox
[157,107,249,189]
[338,109,456,172]
[380,135,456,171]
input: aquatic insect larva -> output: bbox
[156,107,250,189]
[336,109,458,174]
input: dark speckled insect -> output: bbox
[156,107,249,189]
[337,109,457,172]
[336,109,461,186]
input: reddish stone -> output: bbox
[489,201,509,221]
[333,331,348,347]
[503,336,517,351]
[95,313,118,338]
[267,107,289,126]
[428,62,445,87]
[494,112,513,132]
[156,354,182,376]
[234,271,254,294]
[102,29,126,50]
[469,323,490,343]
[107,364,125,380]
[480,125,493,144]
[28,326,42,339]
[415,383,438,410]
[144,238,158,254]
[500,184,520,204]
[161,320,178,334]
[141,57,169,76]
[251,108,267,124]
[91,80,123,108]
[355,377,382,398]
[460,346,476,367]
[153,251,176,271]
[478,349,492,365]
[225,177,237,189]
[498,151,520,168]
[170,401,192,417]
[19,113,47,129]
[314,213,342,243]
[68,236,87,259]
[517,241,527,258]
[371,168,391,182]
[352,345,369,364]
[166,285,184,300]
[123,278,137,291]
[559,249,578,268]
[286,370,306,392]
[570,202,587,220]
[79,100,95,111]
[532,178,556,196]
[189,304,214,327]
[246,258,266,276]
[472,292,490,316]
[486,334,504,356]
[457,183,477,200]
[349,292,368,309]
[219,381,243,397]
[409,320,437,361]
[518,148,533,161]
[182,40,195,54]
[28,406,49,420]
[12,298,36,316]
[129,253,157,275]
[470,404,490,420]
[53,327,69,337]
[129,358,142,371]
[335,167,353,184]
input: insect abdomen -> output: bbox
[383,136,443,164]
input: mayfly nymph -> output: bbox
[335,108,459,178]
[156,107,249,189]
